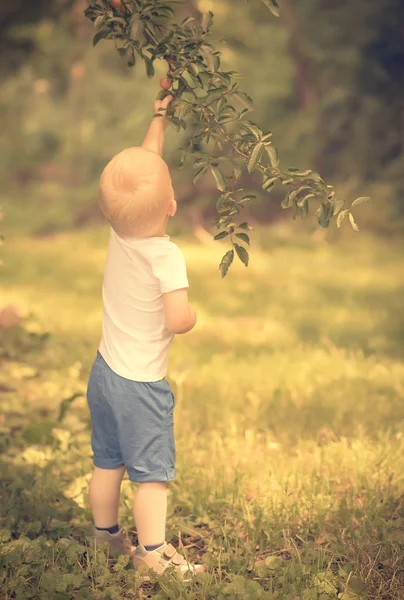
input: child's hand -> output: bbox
[142,94,174,155]
[153,95,174,127]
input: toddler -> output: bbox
[86,94,204,579]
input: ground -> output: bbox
[1,224,403,599]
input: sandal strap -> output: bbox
[162,544,177,560]
[160,544,187,567]
[171,553,186,566]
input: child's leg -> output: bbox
[133,482,168,547]
[89,466,126,528]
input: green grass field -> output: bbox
[1,225,403,599]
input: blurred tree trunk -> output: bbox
[281,0,325,172]
[281,0,317,109]
[65,0,89,185]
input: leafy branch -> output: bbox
[84,0,367,276]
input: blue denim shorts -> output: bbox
[86,352,176,483]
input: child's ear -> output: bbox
[168,198,177,217]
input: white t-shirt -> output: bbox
[99,228,189,382]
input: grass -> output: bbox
[0,224,403,599]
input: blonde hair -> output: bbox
[99,147,173,238]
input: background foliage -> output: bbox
[0,0,403,242]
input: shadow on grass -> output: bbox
[0,457,88,542]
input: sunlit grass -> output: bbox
[1,225,403,599]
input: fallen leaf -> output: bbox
[315,534,328,545]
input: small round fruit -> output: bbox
[110,0,122,9]
[160,77,172,90]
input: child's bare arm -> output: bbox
[141,95,174,157]
[163,289,197,334]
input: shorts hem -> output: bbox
[126,467,176,483]
[93,457,125,470]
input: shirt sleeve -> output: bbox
[152,241,189,293]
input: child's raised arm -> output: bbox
[141,94,174,157]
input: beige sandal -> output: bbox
[91,527,136,559]
[133,542,205,581]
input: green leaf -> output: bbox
[94,15,105,30]
[169,116,183,131]
[233,165,243,181]
[193,157,209,167]
[211,167,227,191]
[239,222,252,230]
[113,555,130,572]
[178,150,187,168]
[193,166,208,185]
[202,11,214,33]
[181,16,195,26]
[235,232,250,245]
[298,192,316,206]
[49,518,70,530]
[263,555,283,570]
[351,196,370,208]
[205,87,227,104]
[222,575,265,596]
[234,243,249,267]
[158,5,175,17]
[57,393,83,423]
[318,204,332,228]
[281,191,293,209]
[302,170,322,182]
[217,194,234,213]
[349,212,360,232]
[267,145,279,167]
[93,28,110,47]
[293,185,314,198]
[188,62,200,77]
[261,0,281,17]
[214,231,229,240]
[287,168,315,177]
[130,19,144,39]
[337,209,349,228]
[347,576,367,595]
[213,53,221,71]
[333,199,345,215]
[242,122,261,139]
[247,143,264,173]
[286,189,298,204]
[119,45,136,66]
[261,132,273,143]
[234,92,254,109]
[145,57,154,78]
[262,176,279,190]
[219,249,234,277]
[300,198,309,216]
